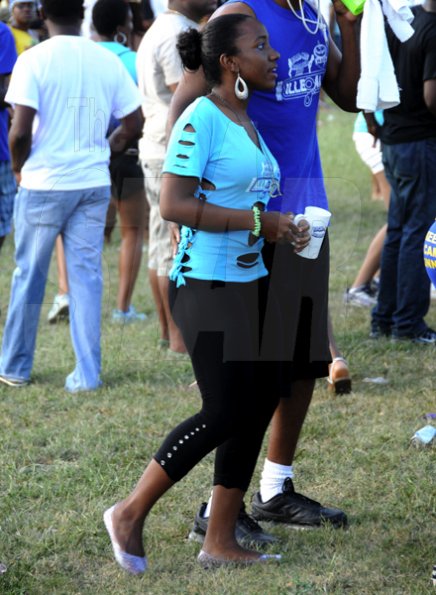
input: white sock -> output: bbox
[203,491,214,518]
[259,459,294,503]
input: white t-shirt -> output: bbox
[136,11,199,160]
[6,35,142,190]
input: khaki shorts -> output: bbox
[141,159,173,276]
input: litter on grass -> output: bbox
[362,377,389,384]
[411,425,436,447]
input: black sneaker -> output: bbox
[392,327,436,345]
[251,478,347,529]
[369,323,391,339]
[188,502,278,548]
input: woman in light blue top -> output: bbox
[92,0,148,321]
[104,14,308,574]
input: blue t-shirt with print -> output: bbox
[0,23,17,162]
[228,0,329,215]
[164,97,281,285]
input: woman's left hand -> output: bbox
[286,217,311,253]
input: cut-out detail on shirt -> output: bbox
[173,125,197,168]
[236,252,260,269]
[200,178,216,191]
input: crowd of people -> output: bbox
[0,0,435,575]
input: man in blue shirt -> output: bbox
[0,23,18,253]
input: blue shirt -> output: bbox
[97,41,138,84]
[97,41,138,135]
[229,0,330,215]
[164,97,281,285]
[0,23,17,162]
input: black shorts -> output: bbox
[109,151,144,201]
[261,233,331,390]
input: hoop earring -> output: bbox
[234,72,249,100]
[114,31,127,46]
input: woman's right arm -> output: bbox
[160,173,298,243]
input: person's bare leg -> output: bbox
[371,172,382,200]
[110,460,174,557]
[158,275,186,353]
[104,198,117,243]
[203,486,261,560]
[55,235,69,295]
[375,170,391,209]
[266,378,315,465]
[328,312,342,360]
[327,313,351,393]
[350,224,387,289]
[149,268,168,342]
[116,193,145,312]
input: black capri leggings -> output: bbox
[153,277,282,491]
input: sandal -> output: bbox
[327,357,352,394]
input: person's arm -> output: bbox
[322,1,360,112]
[362,111,381,146]
[8,104,35,183]
[0,74,11,109]
[160,174,309,246]
[424,79,436,118]
[108,107,144,156]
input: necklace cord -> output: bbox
[286,0,324,35]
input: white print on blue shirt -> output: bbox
[247,162,282,197]
[275,40,328,107]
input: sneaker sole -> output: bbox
[188,529,205,544]
[252,512,347,529]
[48,305,69,324]
[0,376,29,387]
[188,528,278,548]
[254,518,347,530]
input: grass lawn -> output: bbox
[0,106,435,594]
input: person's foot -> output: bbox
[188,502,277,548]
[104,504,147,575]
[197,548,281,569]
[106,502,145,557]
[327,357,352,395]
[251,478,347,529]
[47,293,69,323]
[369,322,391,339]
[391,327,436,345]
[112,305,147,324]
[344,284,377,307]
[0,374,29,388]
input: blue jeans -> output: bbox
[0,186,110,390]
[372,139,436,336]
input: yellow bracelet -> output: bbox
[252,205,262,237]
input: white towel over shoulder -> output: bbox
[356,0,415,111]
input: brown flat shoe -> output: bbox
[327,357,352,395]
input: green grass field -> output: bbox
[1,106,435,594]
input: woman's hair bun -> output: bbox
[177,28,203,71]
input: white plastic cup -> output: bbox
[293,206,331,259]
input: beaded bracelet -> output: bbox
[252,205,262,237]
